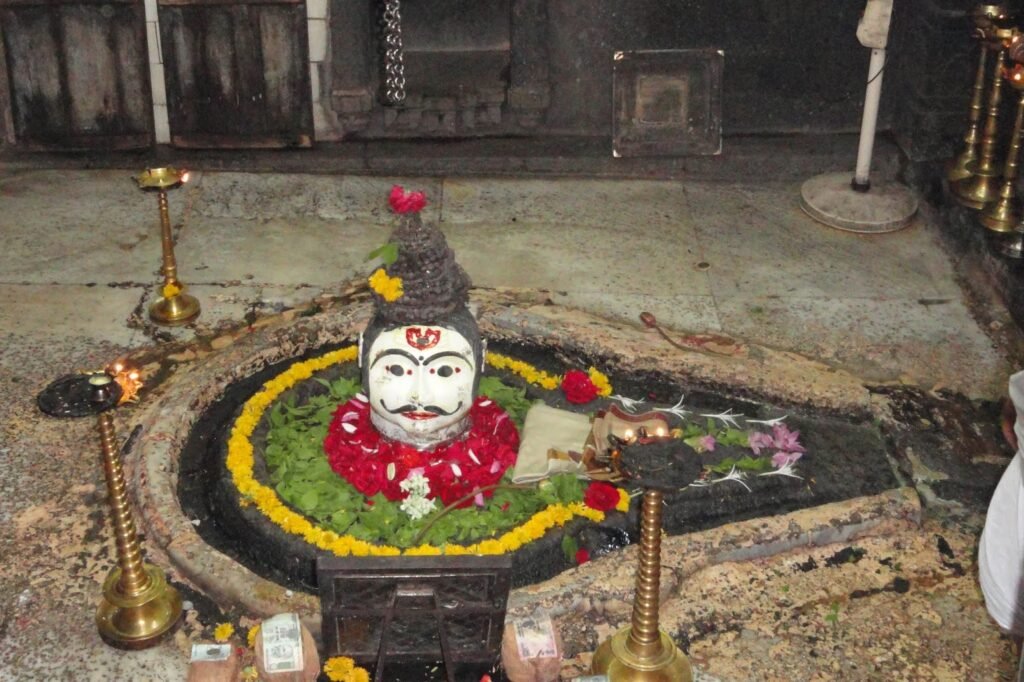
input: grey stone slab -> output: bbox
[716,295,1011,396]
[550,291,722,333]
[0,283,141,345]
[0,170,181,284]
[445,221,709,295]
[255,284,329,313]
[441,177,687,227]
[687,182,957,300]
[175,216,380,287]
[0,625,186,681]
[141,284,263,337]
[189,172,442,223]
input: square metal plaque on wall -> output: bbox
[613,49,724,157]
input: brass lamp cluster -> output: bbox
[948,4,1024,256]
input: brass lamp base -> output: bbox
[946,151,978,184]
[96,564,183,650]
[980,196,1021,232]
[149,293,201,326]
[592,629,692,682]
[952,171,1002,209]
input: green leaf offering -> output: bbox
[478,375,535,429]
[366,242,399,266]
[708,455,773,475]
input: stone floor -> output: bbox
[0,164,1021,680]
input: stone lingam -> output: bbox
[325,186,520,509]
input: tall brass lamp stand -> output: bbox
[592,439,701,682]
[37,370,183,648]
[136,167,201,326]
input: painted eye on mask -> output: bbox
[387,365,408,377]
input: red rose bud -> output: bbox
[640,311,658,328]
[389,185,427,214]
[583,481,621,511]
[575,548,591,564]
[561,369,599,404]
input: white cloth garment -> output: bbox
[510,404,591,484]
[979,369,1024,635]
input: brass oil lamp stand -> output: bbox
[1000,38,1024,256]
[37,371,183,649]
[947,4,1011,183]
[953,20,1016,209]
[135,167,200,326]
[592,439,699,682]
[982,33,1024,233]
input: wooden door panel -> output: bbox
[0,0,153,149]
[159,0,313,148]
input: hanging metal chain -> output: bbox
[382,0,406,105]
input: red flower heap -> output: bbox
[561,369,599,404]
[389,185,427,214]
[583,481,621,512]
[324,394,519,507]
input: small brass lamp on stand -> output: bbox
[952,19,1018,210]
[135,167,200,326]
[592,438,700,682]
[37,370,183,649]
[947,4,1013,184]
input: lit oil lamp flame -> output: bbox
[181,171,191,184]
[106,361,143,404]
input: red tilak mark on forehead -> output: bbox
[406,327,441,350]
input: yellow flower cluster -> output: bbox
[246,624,260,648]
[368,268,403,302]
[588,367,613,397]
[485,352,616,397]
[225,346,624,558]
[213,622,234,642]
[485,352,562,390]
[162,282,182,299]
[323,656,370,682]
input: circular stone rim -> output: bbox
[127,291,874,633]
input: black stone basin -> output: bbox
[177,338,899,594]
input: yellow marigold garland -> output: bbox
[616,488,631,513]
[226,345,623,557]
[485,351,563,391]
[588,366,613,397]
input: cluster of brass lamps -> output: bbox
[948,4,1024,257]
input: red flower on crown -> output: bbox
[389,185,427,214]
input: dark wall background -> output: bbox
[543,1,872,135]
[327,0,980,161]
